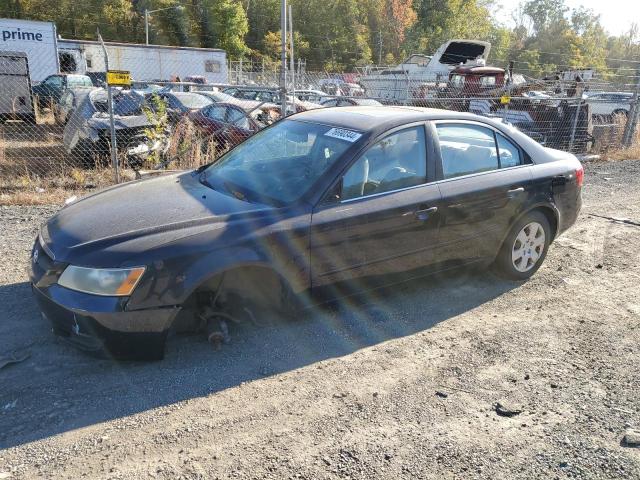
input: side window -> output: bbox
[323,99,338,107]
[227,107,250,129]
[436,124,499,179]
[44,76,63,87]
[341,126,427,201]
[255,91,273,102]
[204,105,227,121]
[496,133,522,168]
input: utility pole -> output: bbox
[280,0,287,117]
[288,4,295,97]
[378,31,383,65]
[145,9,149,45]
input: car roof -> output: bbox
[291,106,518,134]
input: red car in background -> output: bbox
[188,101,280,150]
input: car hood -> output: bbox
[40,171,269,266]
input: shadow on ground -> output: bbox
[0,269,516,449]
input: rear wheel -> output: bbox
[493,211,551,280]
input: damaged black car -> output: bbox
[31,107,583,360]
[63,89,167,167]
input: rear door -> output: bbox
[432,121,533,265]
[310,124,442,292]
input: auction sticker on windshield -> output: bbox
[325,128,362,143]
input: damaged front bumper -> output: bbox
[31,284,178,356]
[29,240,178,357]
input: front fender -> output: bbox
[126,242,310,311]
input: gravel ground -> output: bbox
[0,159,639,479]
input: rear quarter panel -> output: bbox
[528,157,582,236]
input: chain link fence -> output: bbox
[1,44,639,199]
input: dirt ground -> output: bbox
[0,159,639,479]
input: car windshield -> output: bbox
[202,120,361,206]
[174,93,213,109]
[91,90,144,116]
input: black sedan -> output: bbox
[30,107,583,359]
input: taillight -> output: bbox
[575,165,584,187]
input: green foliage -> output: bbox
[141,93,169,167]
[263,30,310,61]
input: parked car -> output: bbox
[294,89,329,103]
[54,86,97,125]
[32,73,93,109]
[188,101,279,151]
[150,92,214,123]
[341,83,365,96]
[31,107,583,359]
[63,89,162,165]
[222,86,281,104]
[320,97,382,107]
[584,92,633,117]
[86,72,107,87]
[194,90,266,107]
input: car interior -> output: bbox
[341,127,427,200]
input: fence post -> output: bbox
[98,33,119,184]
[568,98,582,153]
[622,70,640,147]
[288,4,295,97]
[280,0,288,117]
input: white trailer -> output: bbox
[57,39,228,84]
[0,18,59,82]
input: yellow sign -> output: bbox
[500,95,511,105]
[106,70,131,86]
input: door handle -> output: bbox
[414,206,438,222]
[507,187,525,198]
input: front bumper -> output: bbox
[31,285,177,354]
[29,239,178,353]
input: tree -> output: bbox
[210,0,249,58]
[407,0,496,54]
[263,30,310,61]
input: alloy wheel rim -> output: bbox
[511,222,546,273]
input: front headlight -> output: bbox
[58,266,146,296]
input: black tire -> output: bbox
[492,210,551,281]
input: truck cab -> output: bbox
[32,73,93,109]
[445,65,506,97]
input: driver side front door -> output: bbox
[310,124,442,295]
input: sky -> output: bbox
[495,0,640,36]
